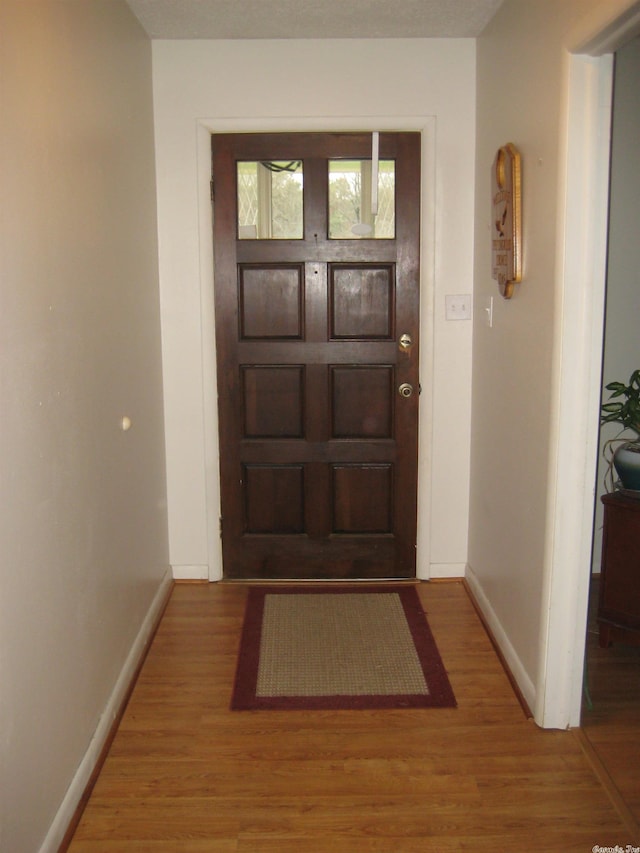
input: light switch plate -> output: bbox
[445,294,472,320]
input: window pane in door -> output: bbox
[237,160,303,239]
[328,159,395,239]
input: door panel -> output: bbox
[242,366,304,438]
[330,265,394,338]
[333,464,393,533]
[239,265,304,339]
[211,132,421,580]
[331,366,393,438]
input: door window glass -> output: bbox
[328,159,395,239]
[237,160,303,239]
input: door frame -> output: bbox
[535,2,640,729]
[195,116,436,581]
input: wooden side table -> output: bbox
[598,492,640,647]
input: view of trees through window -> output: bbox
[328,160,395,239]
[237,159,395,240]
[237,161,303,239]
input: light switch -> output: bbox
[484,296,494,328]
[445,294,472,320]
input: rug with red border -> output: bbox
[231,585,456,711]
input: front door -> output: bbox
[211,132,420,580]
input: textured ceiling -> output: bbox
[125,0,505,39]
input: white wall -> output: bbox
[469,0,635,721]
[0,3,170,850]
[152,38,477,580]
[593,37,640,570]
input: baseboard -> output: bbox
[427,562,467,580]
[41,568,174,853]
[172,563,209,580]
[464,565,536,718]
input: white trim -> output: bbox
[197,121,224,582]
[566,0,640,55]
[196,116,437,582]
[537,2,640,730]
[172,563,210,580]
[429,562,466,580]
[536,51,613,729]
[466,564,536,713]
[39,569,173,853]
[416,117,437,582]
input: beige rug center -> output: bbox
[256,592,429,697]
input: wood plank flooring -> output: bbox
[66,581,638,851]
[582,575,640,824]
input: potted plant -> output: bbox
[600,368,640,492]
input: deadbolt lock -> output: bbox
[398,383,413,398]
[399,333,413,350]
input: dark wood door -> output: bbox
[211,132,420,579]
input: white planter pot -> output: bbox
[613,442,640,492]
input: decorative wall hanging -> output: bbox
[491,143,522,299]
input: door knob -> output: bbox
[398,383,413,398]
[399,333,413,350]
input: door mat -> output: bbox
[231,585,456,710]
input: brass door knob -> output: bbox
[398,383,413,398]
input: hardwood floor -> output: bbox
[582,574,640,825]
[66,581,639,851]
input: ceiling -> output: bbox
[125,0,505,40]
